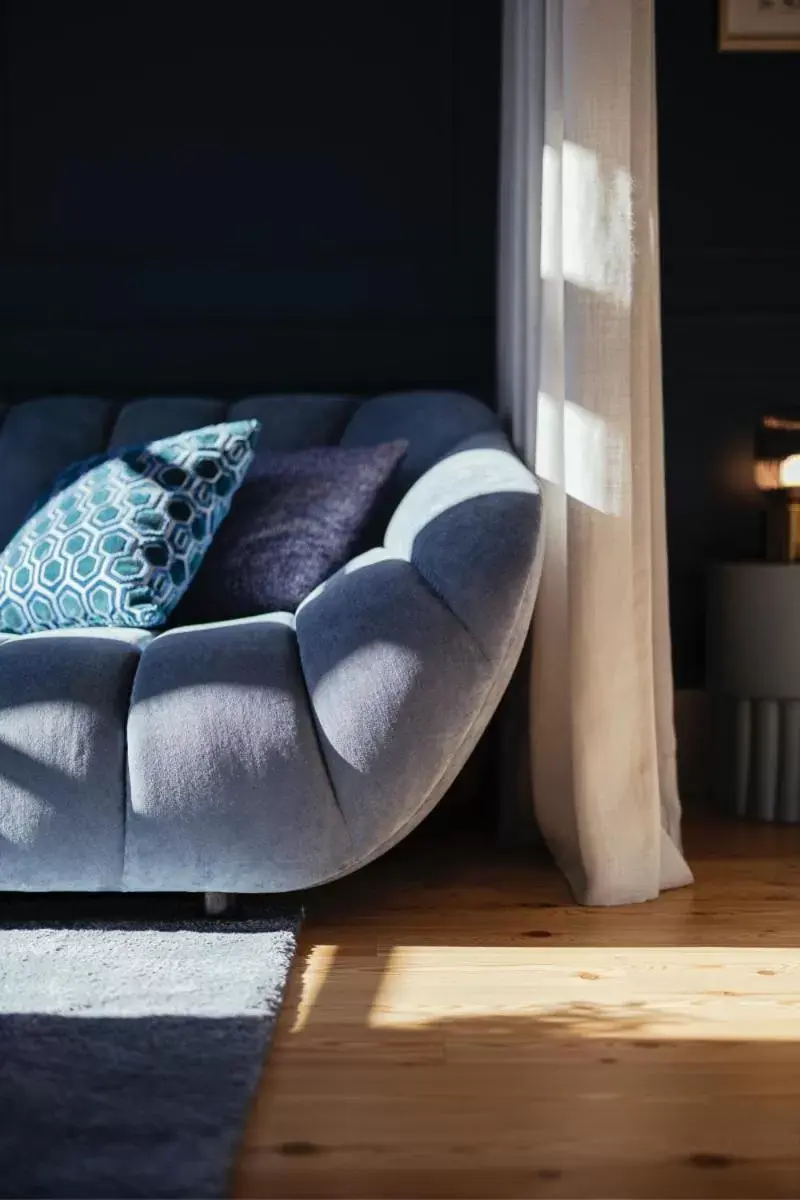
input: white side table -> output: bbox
[707,562,800,822]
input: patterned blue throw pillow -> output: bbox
[0,420,260,634]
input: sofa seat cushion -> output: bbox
[0,628,151,890]
[124,615,352,891]
[0,420,260,634]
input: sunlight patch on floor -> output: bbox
[362,945,800,1039]
[291,944,339,1032]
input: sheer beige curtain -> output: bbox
[498,0,693,905]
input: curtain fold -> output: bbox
[498,0,693,905]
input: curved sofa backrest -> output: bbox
[385,428,542,665]
[0,390,507,552]
[0,393,358,549]
[340,390,501,513]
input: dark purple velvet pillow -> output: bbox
[174,440,407,623]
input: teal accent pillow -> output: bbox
[0,420,260,634]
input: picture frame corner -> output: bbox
[718,0,800,52]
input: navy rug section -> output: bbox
[0,904,301,1199]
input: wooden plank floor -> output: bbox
[235,818,800,1199]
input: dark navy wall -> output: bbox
[656,0,800,688]
[0,0,500,399]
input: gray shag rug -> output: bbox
[0,906,301,1199]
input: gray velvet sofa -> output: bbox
[0,390,543,898]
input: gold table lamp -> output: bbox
[755,417,800,562]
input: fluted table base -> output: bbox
[714,697,800,822]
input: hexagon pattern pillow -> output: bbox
[0,420,260,634]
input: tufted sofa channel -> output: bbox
[0,391,543,893]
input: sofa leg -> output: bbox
[203,891,235,917]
